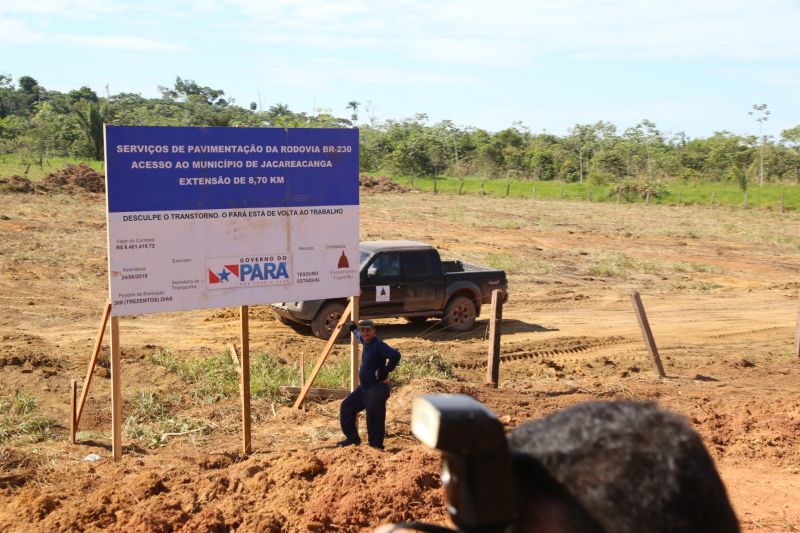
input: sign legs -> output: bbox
[240,306,252,455]
[110,316,122,460]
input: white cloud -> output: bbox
[220,0,800,64]
[0,17,43,43]
[58,34,187,52]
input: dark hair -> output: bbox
[508,401,739,533]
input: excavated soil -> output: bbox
[360,175,411,193]
[0,164,105,195]
[1,187,799,531]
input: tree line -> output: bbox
[2,74,799,189]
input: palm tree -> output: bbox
[346,100,360,124]
[74,101,110,160]
[748,104,770,187]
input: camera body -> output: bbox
[412,395,517,532]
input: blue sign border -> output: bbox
[105,126,359,213]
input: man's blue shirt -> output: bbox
[355,331,401,388]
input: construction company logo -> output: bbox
[327,245,357,281]
[207,254,292,289]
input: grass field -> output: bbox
[0,154,104,181]
[1,153,797,210]
[392,174,800,210]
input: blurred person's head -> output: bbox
[507,401,740,533]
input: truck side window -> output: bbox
[369,253,400,278]
[402,251,432,279]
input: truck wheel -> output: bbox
[442,296,476,332]
[311,302,346,340]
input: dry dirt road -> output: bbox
[1,185,799,532]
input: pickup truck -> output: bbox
[271,240,508,339]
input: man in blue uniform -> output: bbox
[337,319,401,450]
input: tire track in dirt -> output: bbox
[453,337,637,369]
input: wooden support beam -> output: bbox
[280,386,349,400]
[227,343,241,372]
[795,290,800,359]
[294,300,353,409]
[631,292,666,378]
[69,379,77,445]
[350,296,360,392]
[110,316,122,460]
[240,306,251,455]
[486,289,504,387]
[74,301,112,434]
[299,353,306,411]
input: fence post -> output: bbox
[678,191,682,207]
[711,191,716,208]
[531,184,536,200]
[480,180,485,196]
[645,190,651,205]
[486,290,504,387]
[459,181,464,195]
[780,194,785,214]
[587,187,592,202]
[743,190,749,209]
[506,182,510,197]
[630,292,666,378]
[433,178,438,194]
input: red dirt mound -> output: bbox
[0,176,36,193]
[41,164,105,193]
[0,446,448,532]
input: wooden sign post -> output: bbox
[110,316,122,460]
[631,291,666,378]
[486,289,504,387]
[794,290,800,359]
[240,306,251,454]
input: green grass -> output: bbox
[389,174,800,210]
[149,348,459,405]
[587,251,660,277]
[149,349,348,403]
[123,389,212,448]
[482,253,528,274]
[0,154,103,181]
[392,352,457,386]
[0,391,55,444]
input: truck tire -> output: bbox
[311,302,346,340]
[442,295,477,332]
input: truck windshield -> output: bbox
[359,250,372,269]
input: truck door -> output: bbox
[360,252,404,315]
[402,249,444,313]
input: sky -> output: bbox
[2,0,800,139]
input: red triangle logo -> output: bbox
[380,288,386,295]
[209,270,220,283]
[338,252,349,269]
[225,264,240,278]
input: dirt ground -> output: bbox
[0,184,799,532]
